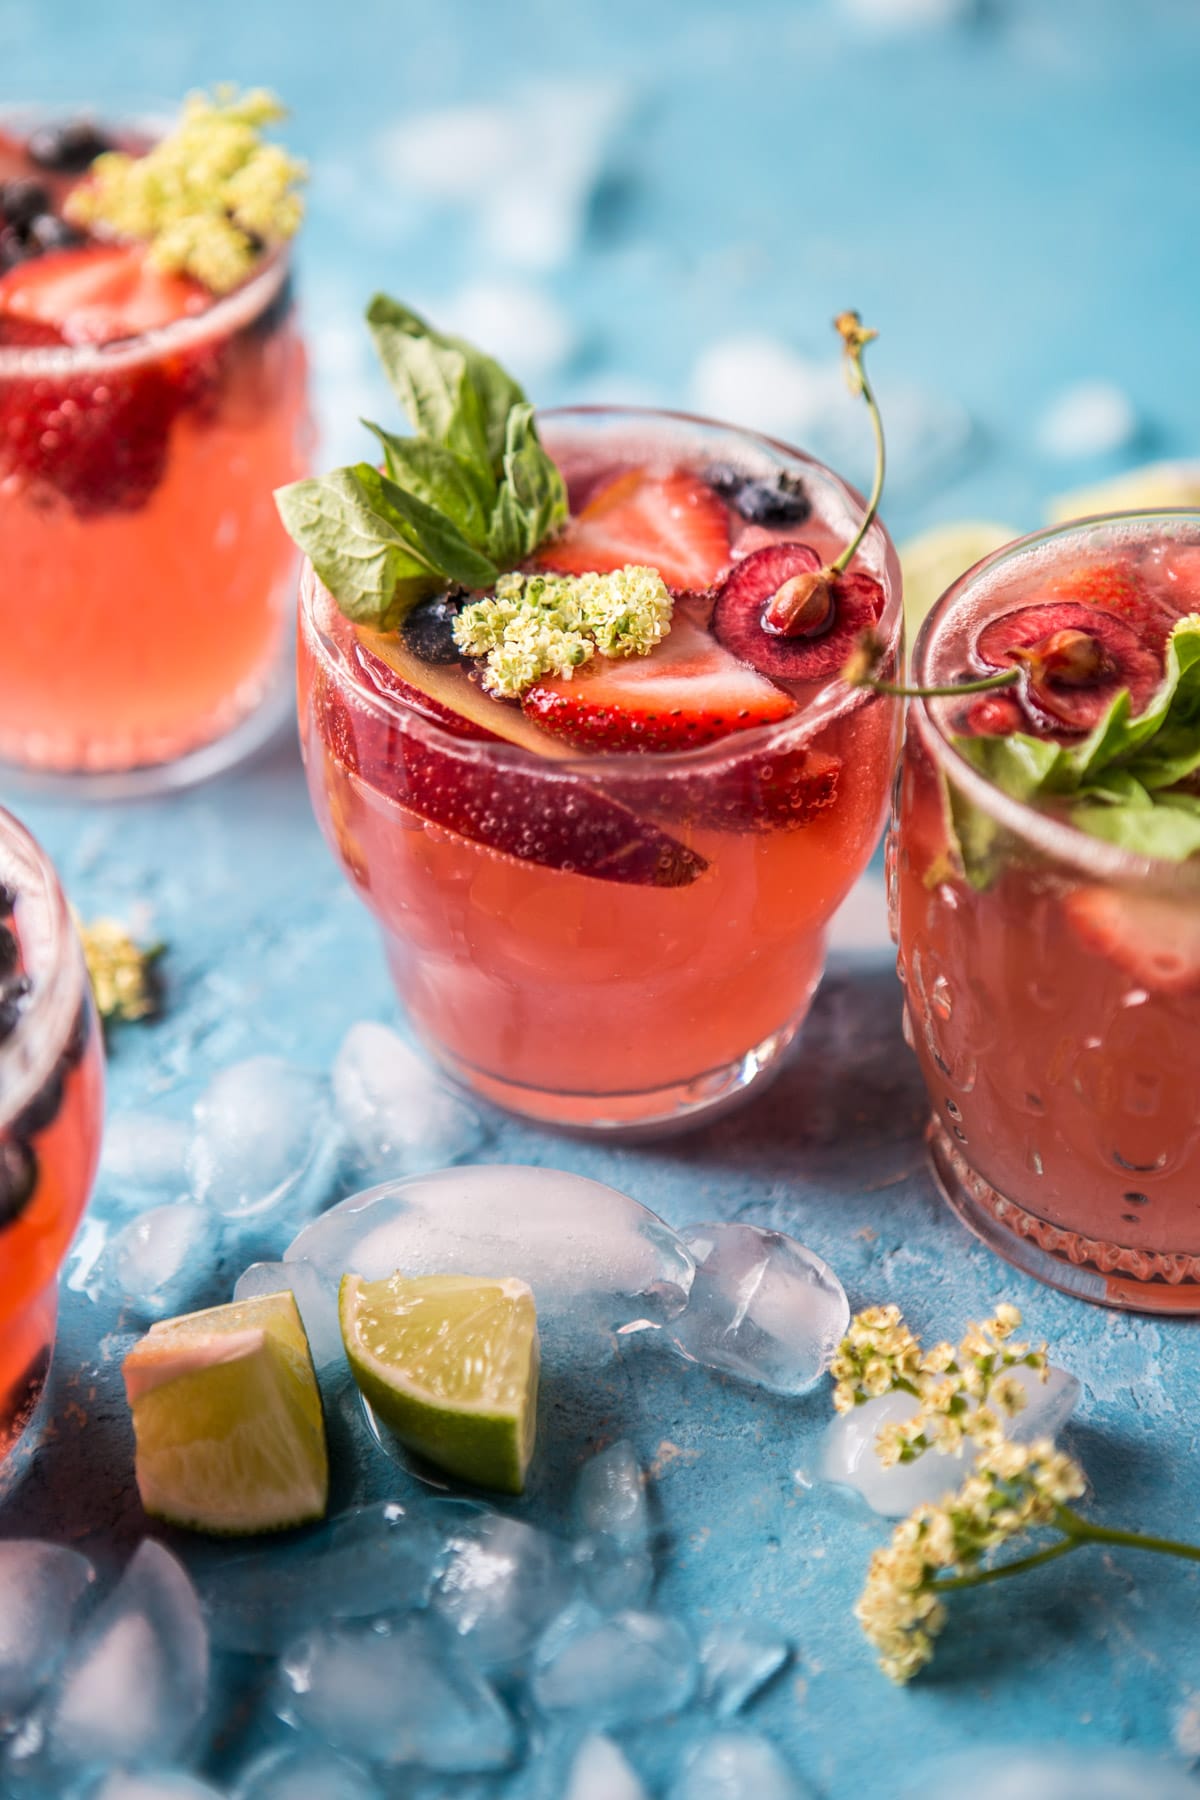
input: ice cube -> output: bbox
[907,1748,1200,1800]
[99,1113,193,1204]
[287,1166,695,1334]
[670,1732,813,1799]
[233,1259,342,1370]
[565,1734,649,1800]
[91,1773,227,1800]
[431,1512,574,1668]
[277,1616,516,1773]
[819,1364,1082,1517]
[667,1224,848,1396]
[699,1623,790,1717]
[0,1540,95,1725]
[331,1023,487,1179]
[1037,380,1138,461]
[532,1604,695,1725]
[440,281,575,386]
[27,1540,208,1773]
[104,1204,220,1321]
[572,1441,654,1612]
[189,1057,335,1219]
[234,1745,382,1799]
[573,1535,654,1613]
[199,1501,440,1654]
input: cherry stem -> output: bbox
[829,312,886,579]
[930,1505,1200,1596]
[856,667,1022,700]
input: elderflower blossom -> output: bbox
[856,1438,1087,1684]
[453,567,674,700]
[77,917,163,1024]
[66,85,306,293]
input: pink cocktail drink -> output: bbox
[894,512,1200,1309]
[0,808,103,1459]
[299,407,902,1131]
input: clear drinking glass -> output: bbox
[892,510,1200,1311]
[298,406,903,1134]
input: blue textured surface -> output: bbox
[3,0,1200,1793]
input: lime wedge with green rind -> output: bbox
[900,520,1022,647]
[340,1272,539,1496]
[1047,461,1200,525]
[123,1291,328,1536]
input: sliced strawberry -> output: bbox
[320,645,708,888]
[538,467,732,592]
[712,545,886,684]
[1042,561,1176,651]
[522,604,796,753]
[1064,888,1200,994]
[0,242,208,345]
[975,601,1161,732]
[1144,542,1200,622]
[0,314,65,347]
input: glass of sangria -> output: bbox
[297,392,902,1133]
[0,94,311,792]
[893,510,1200,1310]
[0,806,104,1463]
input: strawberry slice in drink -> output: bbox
[539,467,733,592]
[1064,887,1200,995]
[0,241,207,345]
[324,631,709,889]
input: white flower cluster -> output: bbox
[452,566,673,699]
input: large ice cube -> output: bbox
[287,1166,694,1333]
[0,1540,94,1725]
[565,1734,649,1800]
[99,1113,193,1204]
[532,1604,695,1725]
[670,1731,813,1799]
[332,1023,487,1181]
[26,1540,208,1773]
[699,1622,790,1718]
[104,1204,220,1321]
[667,1223,848,1396]
[276,1615,516,1772]
[431,1512,574,1668]
[234,1745,382,1799]
[819,1364,1082,1517]
[199,1501,441,1654]
[233,1258,343,1370]
[189,1057,335,1219]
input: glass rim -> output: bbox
[0,242,292,376]
[910,506,1200,889]
[0,805,87,1125]
[299,402,903,779]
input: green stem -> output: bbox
[930,1539,1078,1593]
[858,667,1022,700]
[1056,1507,1200,1562]
[830,335,886,578]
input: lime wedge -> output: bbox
[122,1291,328,1535]
[340,1272,539,1495]
[900,520,1021,646]
[1048,461,1200,525]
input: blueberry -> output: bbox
[12,1066,63,1141]
[0,925,16,980]
[28,214,85,254]
[0,884,14,919]
[27,121,113,174]
[0,1139,38,1229]
[0,179,51,228]
[731,473,812,527]
[61,998,93,1070]
[0,225,33,273]
[402,591,468,665]
[705,462,745,499]
[0,974,31,1044]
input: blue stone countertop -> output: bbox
[4,0,1200,1793]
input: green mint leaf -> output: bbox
[1068,792,1200,861]
[486,403,569,564]
[275,467,442,628]
[365,295,493,475]
[362,423,494,547]
[375,470,500,590]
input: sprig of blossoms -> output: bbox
[452,567,674,700]
[66,86,306,293]
[857,1438,1086,1684]
[78,917,164,1025]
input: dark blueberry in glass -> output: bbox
[0,883,14,919]
[0,1139,37,1228]
[0,975,30,1044]
[12,1065,64,1141]
[730,472,812,527]
[61,997,93,1070]
[28,214,86,254]
[0,226,33,273]
[27,121,114,174]
[0,180,52,229]
[705,462,744,500]
[402,591,468,665]
[0,924,17,980]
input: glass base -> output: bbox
[424,1020,802,1139]
[0,652,294,802]
[927,1118,1200,1315]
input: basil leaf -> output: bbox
[376,470,500,590]
[1069,793,1200,861]
[486,480,529,569]
[362,423,493,547]
[275,467,441,628]
[501,402,569,553]
[365,295,492,474]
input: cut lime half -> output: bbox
[340,1272,539,1496]
[900,520,1022,647]
[123,1291,328,1535]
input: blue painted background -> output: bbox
[3,0,1200,1792]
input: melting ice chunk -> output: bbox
[819,1364,1082,1518]
[668,1223,848,1395]
[699,1622,790,1718]
[332,1023,488,1181]
[565,1734,650,1800]
[572,1441,654,1613]
[189,1057,334,1219]
[233,1745,382,1799]
[233,1258,343,1370]
[287,1166,695,1333]
[431,1512,573,1668]
[670,1731,813,1800]
[28,1540,208,1773]
[104,1204,220,1321]
[0,1540,94,1725]
[277,1615,516,1773]
[199,1501,441,1654]
[532,1604,695,1725]
[907,1748,1200,1800]
[99,1113,193,1204]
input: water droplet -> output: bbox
[1026,1146,1044,1176]
[1024,1092,1046,1116]
[1113,1150,1166,1173]
[1121,988,1150,1008]
[1123,1191,1150,1207]
[952,1125,967,1143]
[945,1098,961,1120]
[931,977,952,1022]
